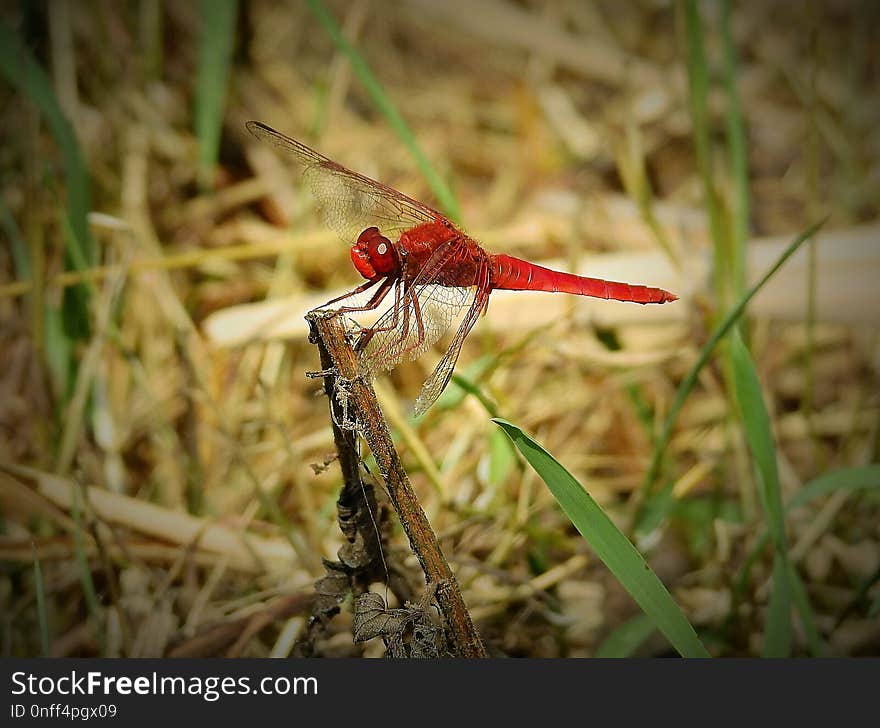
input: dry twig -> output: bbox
[307,311,487,658]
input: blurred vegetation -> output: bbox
[0,0,878,657]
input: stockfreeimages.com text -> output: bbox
[10,671,317,702]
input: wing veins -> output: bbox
[412,261,491,415]
[247,121,441,237]
[360,239,473,373]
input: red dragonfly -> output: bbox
[247,121,677,415]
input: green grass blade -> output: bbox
[493,418,710,658]
[726,335,825,656]
[43,303,72,399]
[625,383,656,442]
[788,464,880,510]
[196,0,238,189]
[305,0,461,222]
[449,371,499,417]
[729,330,784,543]
[57,206,92,344]
[636,481,676,538]
[441,329,544,413]
[762,555,792,657]
[0,19,94,340]
[638,219,826,514]
[788,563,824,656]
[683,0,732,314]
[488,427,516,488]
[594,614,659,657]
[0,195,30,281]
[720,0,748,299]
[736,465,880,600]
[70,485,102,648]
[0,20,94,268]
[32,546,50,657]
[729,328,800,656]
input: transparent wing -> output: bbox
[411,266,490,416]
[246,121,440,241]
[358,240,476,372]
[360,282,478,374]
[355,240,489,414]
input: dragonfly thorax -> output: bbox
[351,226,399,280]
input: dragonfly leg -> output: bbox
[388,281,425,361]
[399,283,412,347]
[316,277,383,311]
[396,285,426,360]
[411,289,426,347]
[355,280,403,352]
[336,276,395,314]
[318,280,377,309]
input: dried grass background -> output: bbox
[1,0,879,657]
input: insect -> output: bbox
[247,121,677,415]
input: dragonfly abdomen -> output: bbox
[490,254,677,304]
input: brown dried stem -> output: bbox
[307,311,487,658]
[295,315,406,655]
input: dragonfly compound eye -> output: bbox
[355,226,397,277]
[351,226,397,279]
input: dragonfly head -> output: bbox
[351,226,399,280]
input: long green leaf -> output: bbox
[0,21,94,268]
[789,464,880,510]
[683,0,732,314]
[720,0,748,300]
[762,555,792,657]
[730,329,822,656]
[0,19,94,341]
[638,219,826,514]
[493,418,710,658]
[196,0,238,189]
[305,0,461,222]
[729,331,784,546]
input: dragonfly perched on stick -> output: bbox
[247,121,677,415]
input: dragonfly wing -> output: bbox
[246,121,440,241]
[358,239,476,373]
[411,266,491,416]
